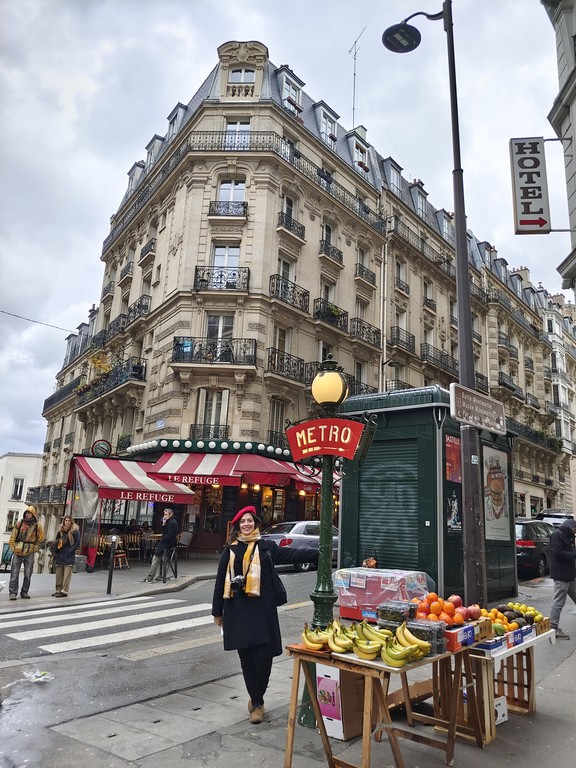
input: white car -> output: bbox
[260,521,339,572]
[536,509,574,528]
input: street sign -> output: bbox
[509,137,551,234]
[449,383,506,435]
[286,418,365,462]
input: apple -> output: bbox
[447,594,463,608]
[455,606,469,621]
[467,604,482,621]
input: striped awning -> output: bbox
[70,457,197,503]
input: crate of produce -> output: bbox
[469,617,494,642]
[377,600,417,623]
[534,617,551,635]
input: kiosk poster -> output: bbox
[445,482,462,533]
[445,435,462,533]
[483,447,510,541]
[445,434,462,483]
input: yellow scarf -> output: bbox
[224,530,261,598]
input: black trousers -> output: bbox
[237,646,273,707]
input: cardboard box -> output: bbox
[444,624,475,652]
[494,696,508,725]
[469,617,493,642]
[535,618,551,635]
[316,664,378,741]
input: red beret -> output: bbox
[231,506,257,526]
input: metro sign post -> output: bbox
[286,418,365,462]
[509,137,551,235]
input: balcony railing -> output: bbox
[526,393,540,409]
[472,330,482,343]
[266,348,305,382]
[319,239,343,264]
[497,332,510,349]
[268,430,289,450]
[107,313,129,340]
[64,431,75,445]
[423,297,437,312]
[394,276,410,294]
[43,375,84,413]
[127,295,151,325]
[172,337,257,365]
[354,262,376,286]
[498,371,524,399]
[26,487,41,503]
[49,484,67,503]
[508,418,561,453]
[91,330,107,349]
[119,261,134,281]
[313,299,348,331]
[116,434,132,452]
[389,326,416,354]
[189,424,229,440]
[76,357,146,406]
[52,437,62,449]
[545,400,558,416]
[386,379,414,392]
[450,315,458,327]
[525,357,534,372]
[350,318,381,348]
[101,280,115,299]
[509,345,519,361]
[269,274,309,312]
[208,200,248,217]
[194,266,250,291]
[101,131,385,255]
[475,372,489,393]
[139,238,156,262]
[277,211,305,239]
[420,343,459,376]
[344,376,378,396]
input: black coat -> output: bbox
[548,522,576,582]
[212,539,317,656]
[155,517,178,555]
[52,526,80,567]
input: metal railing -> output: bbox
[389,326,416,354]
[545,400,558,416]
[116,434,132,452]
[76,357,146,406]
[526,393,540,409]
[172,337,257,365]
[313,299,348,331]
[394,276,410,294]
[209,200,248,217]
[101,280,115,299]
[189,424,229,440]
[475,372,489,393]
[497,332,510,349]
[350,318,381,348]
[119,261,134,281]
[194,266,250,291]
[64,431,75,445]
[107,313,128,340]
[277,211,305,239]
[269,274,309,312]
[344,376,378,396]
[267,430,289,450]
[498,371,524,399]
[266,348,305,382]
[139,238,156,261]
[127,295,151,324]
[354,262,376,285]
[319,239,343,264]
[43,375,84,413]
[423,297,437,311]
[420,343,459,376]
[525,357,534,371]
[26,487,41,503]
[386,379,414,391]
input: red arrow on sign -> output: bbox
[519,217,548,227]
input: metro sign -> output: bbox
[509,137,551,234]
[286,418,365,462]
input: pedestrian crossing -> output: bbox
[2,596,214,655]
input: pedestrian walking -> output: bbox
[51,515,80,597]
[8,505,45,600]
[211,506,318,724]
[141,508,178,582]
[548,518,576,639]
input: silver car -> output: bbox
[260,521,339,572]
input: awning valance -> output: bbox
[70,457,196,504]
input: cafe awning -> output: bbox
[70,456,197,504]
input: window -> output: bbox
[321,113,337,144]
[322,222,332,245]
[225,120,250,149]
[395,260,405,282]
[547,318,554,334]
[212,245,240,289]
[269,398,286,436]
[168,115,178,138]
[354,361,363,383]
[442,216,454,243]
[5,510,18,532]
[159,211,167,231]
[395,308,406,330]
[423,280,432,299]
[218,180,245,202]
[416,191,426,217]
[424,327,434,345]
[321,343,333,362]
[277,257,291,281]
[229,68,255,83]
[283,195,294,220]
[282,78,301,114]
[201,390,228,428]
[275,326,288,353]
[357,247,366,267]
[11,477,24,501]
[389,166,401,195]
[321,281,332,303]
[355,299,365,319]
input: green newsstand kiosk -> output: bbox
[338,386,517,603]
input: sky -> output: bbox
[0,0,570,455]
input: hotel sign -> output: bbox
[286,418,365,462]
[509,137,551,234]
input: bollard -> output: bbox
[106,537,117,595]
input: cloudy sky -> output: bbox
[0,0,569,455]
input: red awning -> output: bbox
[70,457,196,504]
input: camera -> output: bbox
[230,574,246,592]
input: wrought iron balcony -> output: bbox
[189,424,229,440]
[40,486,51,502]
[354,262,376,286]
[101,280,115,299]
[543,365,552,380]
[76,357,146,406]
[267,430,289,450]
[450,315,458,327]
[498,371,524,399]
[525,357,534,372]
[116,434,132,452]
[139,238,156,262]
[475,372,489,394]
[119,261,134,282]
[43,375,84,413]
[107,313,128,340]
[509,345,519,361]
[313,299,348,331]
[266,348,305,382]
[545,400,558,416]
[52,437,62,449]
[127,295,151,325]
[386,379,414,392]
[209,200,248,217]
[394,276,409,294]
[172,336,257,365]
[526,393,540,409]
[508,417,561,452]
[344,375,378,396]
[26,487,41,504]
[49,484,67,503]
[472,330,482,343]
[350,318,381,348]
[423,297,437,312]
[269,274,309,312]
[469,283,488,304]
[194,266,250,291]
[389,326,416,354]
[64,431,75,445]
[497,332,510,350]
[319,239,343,264]
[277,211,305,239]
[420,343,459,376]
[91,330,107,349]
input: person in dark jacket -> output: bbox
[548,518,576,639]
[51,515,80,597]
[212,505,318,725]
[8,505,44,600]
[142,508,179,582]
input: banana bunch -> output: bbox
[352,637,383,660]
[301,623,330,651]
[359,620,394,644]
[395,622,432,658]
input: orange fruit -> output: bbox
[452,612,465,625]
[442,601,455,616]
[429,601,443,616]
[427,613,439,621]
[439,612,453,626]
[417,601,430,615]
[416,611,429,620]
[426,592,439,604]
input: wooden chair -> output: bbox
[124,533,142,560]
[177,531,194,559]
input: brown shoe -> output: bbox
[250,705,264,724]
[248,698,254,713]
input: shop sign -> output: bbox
[286,418,365,462]
[509,137,551,234]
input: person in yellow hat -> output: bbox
[8,505,44,600]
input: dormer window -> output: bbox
[416,190,426,217]
[321,113,337,145]
[354,143,369,173]
[389,166,401,195]
[229,68,255,83]
[282,77,302,114]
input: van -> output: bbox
[536,509,574,528]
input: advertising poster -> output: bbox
[445,435,462,534]
[483,447,510,541]
[445,481,462,533]
[445,434,462,483]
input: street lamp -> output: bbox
[383,0,487,605]
[310,356,349,628]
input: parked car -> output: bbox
[515,519,556,577]
[535,509,574,528]
[260,521,339,572]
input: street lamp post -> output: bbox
[309,356,349,628]
[383,0,487,605]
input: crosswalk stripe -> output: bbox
[7,603,213,641]
[0,595,157,620]
[38,615,215,654]
[0,598,185,629]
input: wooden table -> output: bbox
[284,644,483,768]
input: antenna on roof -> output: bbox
[349,27,366,127]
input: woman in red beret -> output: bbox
[212,506,318,724]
